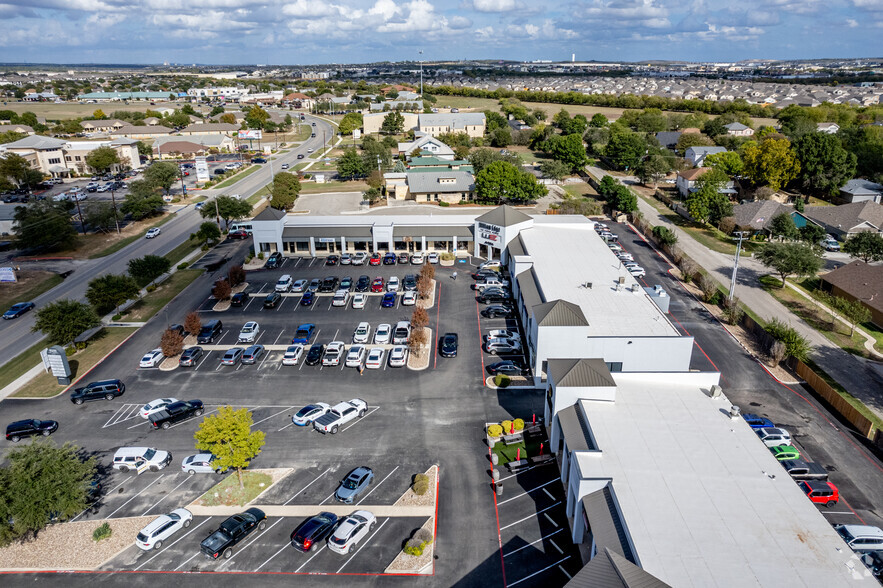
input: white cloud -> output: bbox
[281,0,344,18]
[846,18,859,26]
[449,15,472,29]
[472,0,516,12]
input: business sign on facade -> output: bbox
[238,130,263,140]
[477,222,501,248]
[317,238,336,243]
[0,267,16,283]
[41,345,72,385]
[194,156,210,183]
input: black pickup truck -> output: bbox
[781,459,829,481]
[200,508,267,559]
[149,400,204,430]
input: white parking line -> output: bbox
[497,480,559,506]
[276,297,287,311]
[543,488,555,500]
[503,529,564,557]
[103,404,142,428]
[255,543,289,571]
[336,518,389,573]
[508,556,570,587]
[357,465,399,505]
[193,351,212,371]
[105,475,166,519]
[319,491,335,505]
[134,517,213,571]
[550,539,563,554]
[341,406,380,433]
[222,518,284,568]
[559,565,572,580]
[243,296,256,311]
[173,552,199,571]
[499,502,561,531]
[252,406,296,427]
[141,476,194,516]
[284,467,331,505]
[294,544,326,572]
[277,421,295,432]
[543,513,559,527]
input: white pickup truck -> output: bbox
[313,399,368,434]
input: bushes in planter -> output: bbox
[412,473,429,496]
[403,527,435,557]
[487,424,503,437]
[92,522,112,542]
[494,373,511,388]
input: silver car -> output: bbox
[181,453,221,475]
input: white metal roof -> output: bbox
[573,375,871,587]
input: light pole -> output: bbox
[418,50,423,95]
[729,231,749,301]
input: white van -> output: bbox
[229,222,253,235]
[112,447,172,473]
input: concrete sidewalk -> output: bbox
[187,504,435,518]
[587,165,883,422]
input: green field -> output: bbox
[0,100,184,120]
[121,269,203,322]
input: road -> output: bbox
[0,114,337,367]
[587,165,883,422]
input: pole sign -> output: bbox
[41,345,72,385]
[195,156,210,182]
[0,267,16,283]
[238,130,262,140]
[352,129,361,140]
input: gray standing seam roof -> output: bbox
[582,485,637,563]
[506,233,526,257]
[565,548,671,588]
[252,207,286,221]
[418,112,486,129]
[406,171,474,194]
[556,404,596,451]
[2,135,67,150]
[533,299,589,327]
[475,205,532,228]
[516,269,542,310]
[547,358,615,388]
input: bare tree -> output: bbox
[212,280,232,301]
[408,327,428,357]
[699,275,717,302]
[160,329,184,357]
[184,311,201,336]
[228,264,246,287]
[411,307,429,330]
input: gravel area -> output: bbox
[417,278,437,309]
[406,327,432,371]
[0,516,152,571]
[212,300,231,311]
[393,465,438,507]
[159,356,180,371]
[384,516,435,574]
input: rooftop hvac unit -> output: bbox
[630,284,640,293]
[710,384,722,398]
[618,276,626,285]
[728,405,741,419]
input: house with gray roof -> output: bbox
[179,122,240,136]
[730,200,814,234]
[0,124,34,135]
[724,122,754,136]
[821,261,883,329]
[802,201,883,240]
[397,134,455,160]
[403,169,474,203]
[655,131,682,150]
[684,146,727,167]
[837,178,882,204]
[418,112,486,138]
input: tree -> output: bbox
[143,161,180,196]
[92,109,107,120]
[361,135,393,169]
[200,195,252,227]
[836,298,872,337]
[210,105,225,117]
[220,113,237,125]
[194,406,266,488]
[742,138,801,191]
[453,144,471,160]
[84,146,119,174]
[589,113,608,128]
[366,170,383,190]
[637,154,670,187]
[381,111,405,134]
[244,105,269,129]
[228,265,246,287]
[769,213,799,241]
[32,299,100,345]
[547,134,587,171]
[607,184,638,214]
[703,151,744,176]
[268,172,301,211]
[604,127,646,170]
[0,153,37,188]
[794,133,857,196]
[135,140,152,159]
[194,221,221,243]
[842,232,883,263]
[539,160,570,181]
[184,311,202,336]
[13,201,78,251]
[468,148,521,174]
[675,132,715,155]
[408,327,428,358]
[337,147,368,179]
[363,187,382,203]
[338,112,363,135]
[160,328,184,357]
[652,226,678,246]
[128,255,172,287]
[483,110,509,132]
[411,306,429,330]
[489,127,511,148]
[0,440,96,546]
[798,223,825,244]
[755,243,823,287]
[474,161,547,204]
[83,201,121,232]
[86,274,140,314]
[212,279,232,301]
[120,181,164,219]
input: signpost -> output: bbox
[40,345,72,385]
[195,156,210,183]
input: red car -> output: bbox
[369,253,382,266]
[370,277,384,292]
[228,230,249,240]
[799,480,839,507]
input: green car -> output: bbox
[770,445,800,461]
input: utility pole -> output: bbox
[214,195,222,232]
[109,185,121,234]
[419,50,424,96]
[729,231,749,301]
[73,195,86,235]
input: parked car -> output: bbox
[275,274,293,292]
[352,252,368,265]
[340,276,354,291]
[328,511,376,554]
[627,266,646,278]
[323,341,346,366]
[397,252,410,264]
[140,398,180,419]
[5,419,58,442]
[149,400,204,430]
[743,414,775,429]
[355,275,371,292]
[410,252,425,265]
[370,277,384,293]
[71,379,125,405]
[485,339,522,355]
[228,230,249,240]
[393,321,411,344]
[403,274,417,291]
[401,291,417,306]
[478,260,501,270]
[292,279,308,293]
[821,239,840,252]
[112,446,171,473]
[369,253,382,266]
[478,290,510,304]
[136,509,193,550]
[305,344,325,366]
[428,252,439,264]
[386,276,400,292]
[139,348,165,368]
[290,512,339,553]
[265,252,284,269]
[308,278,321,292]
[860,551,883,579]
[381,292,397,307]
[340,253,353,265]
[200,508,267,560]
[178,346,203,367]
[345,345,366,367]
[770,445,800,461]
[291,403,331,426]
[799,480,839,507]
[326,255,339,266]
[333,290,350,307]
[374,324,391,345]
[319,276,340,293]
[756,427,792,447]
[292,323,316,344]
[352,293,367,309]
[230,291,249,306]
[353,322,371,343]
[3,301,35,320]
[181,453,221,475]
[197,320,222,343]
[313,399,368,434]
[781,459,829,481]
[241,345,264,364]
[301,291,316,306]
[263,292,282,308]
[388,346,408,367]
[835,525,883,552]
[335,467,374,503]
[440,333,458,357]
[365,347,384,369]
[486,360,527,376]
[221,347,245,366]
[383,253,397,265]
[237,321,260,344]
[282,344,305,366]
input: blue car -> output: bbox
[301,291,316,306]
[3,302,35,320]
[292,323,315,344]
[743,413,774,429]
[381,292,396,307]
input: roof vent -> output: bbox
[710,385,722,398]
[729,405,741,419]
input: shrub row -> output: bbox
[403,527,434,557]
[412,473,429,496]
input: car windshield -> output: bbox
[343,479,358,490]
[296,405,317,417]
[143,448,156,460]
[296,329,308,337]
[168,513,180,521]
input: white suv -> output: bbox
[756,427,792,447]
[238,321,260,343]
[392,321,411,345]
[112,447,172,473]
[275,275,293,292]
[332,290,350,307]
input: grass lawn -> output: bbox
[197,471,274,506]
[247,186,269,205]
[213,165,260,189]
[121,269,203,322]
[491,436,543,464]
[562,183,599,198]
[11,327,138,398]
[792,277,883,354]
[0,337,49,391]
[0,271,64,310]
[74,213,175,260]
[164,239,203,267]
[0,100,183,120]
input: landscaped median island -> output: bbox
[192,469,290,508]
[486,417,554,474]
[385,465,439,574]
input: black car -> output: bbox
[200,508,267,559]
[149,400,204,430]
[326,255,339,266]
[168,323,186,337]
[478,290,510,304]
[290,512,339,552]
[6,419,58,442]
[3,301,35,320]
[403,274,417,291]
[305,343,324,365]
[264,252,283,269]
[355,275,370,292]
[70,379,125,405]
[179,346,204,367]
[439,333,458,358]
[486,360,528,376]
[340,276,353,291]
[231,291,249,306]
[251,157,267,164]
[319,276,340,293]
[472,269,500,280]
[481,304,514,318]
[263,292,281,308]
[383,253,397,265]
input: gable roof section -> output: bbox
[686,146,726,156]
[533,299,589,327]
[152,140,206,153]
[820,261,883,315]
[1,134,67,150]
[252,207,286,221]
[724,122,750,131]
[566,548,671,588]
[731,200,791,230]
[582,485,637,563]
[475,204,532,227]
[516,268,542,309]
[840,178,883,196]
[547,358,614,388]
[418,112,486,129]
[405,170,474,194]
[556,403,596,451]
[654,131,681,148]
[803,202,883,232]
[677,167,709,181]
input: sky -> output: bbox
[0,0,881,65]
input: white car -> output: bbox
[351,293,367,309]
[276,275,293,292]
[388,345,408,367]
[616,252,633,261]
[386,276,400,292]
[146,228,161,239]
[238,321,260,343]
[229,194,242,200]
[374,323,391,345]
[280,163,289,170]
[478,260,501,270]
[627,266,646,278]
[756,427,792,447]
[340,253,352,265]
[327,510,376,554]
[224,163,237,170]
[292,279,308,293]
[428,252,439,264]
[353,322,370,344]
[282,344,304,366]
[291,402,331,426]
[607,243,622,252]
[140,398,180,419]
[351,252,368,265]
[323,341,345,366]
[488,329,518,341]
[346,345,366,367]
[135,509,193,550]
[139,348,164,368]
[332,290,350,307]
[410,252,425,265]
[365,348,384,369]
[181,453,220,475]
[402,291,417,306]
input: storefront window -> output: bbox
[296,241,310,252]
[314,241,329,252]
[432,240,449,251]
[394,240,407,251]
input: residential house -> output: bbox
[179,122,239,136]
[802,201,883,240]
[109,125,173,140]
[397,135,455,160]
[685,146,727,167]
[820,261,883,328]
[143,117,161,126]
[153,134,235,154]
[730,200,814,233]
[655,131,682,150]
[0,124,34,135]
[817,122,840,134]
[724,122,754,137]
[384,169,475,203]
[22,91,58,101]
[837,179,882,204]
[418,113,486,138]
[81,119,127,134]
[507,119,532,131]
[283,92,314,110]
[676,167,708,197]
